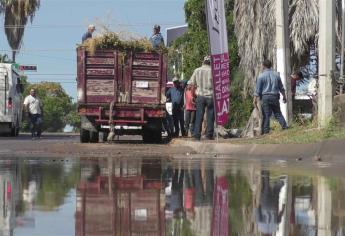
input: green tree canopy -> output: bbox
[170,0,251,128]
[23,82,73,132]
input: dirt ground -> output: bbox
[0,133,194,159]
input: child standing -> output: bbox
[184,84,196,137]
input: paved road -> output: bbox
[0,133,193,159]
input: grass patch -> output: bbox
[230,119,345,144]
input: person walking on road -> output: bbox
[189,56,214,140]
[82,24,96,42]
[166,77,186,137]
[149,24,164,49]
[23,88,43,139]
[253,59,288,135]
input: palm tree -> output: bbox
[0,0,40,62]
[234,0,341,94]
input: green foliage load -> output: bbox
[81,31,167,54]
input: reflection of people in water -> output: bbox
[255,170,285,235]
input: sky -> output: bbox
[0,0,186,101]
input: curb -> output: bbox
[172,139,345,161]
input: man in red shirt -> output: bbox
[291,71,303,99]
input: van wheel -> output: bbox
[90,131,99,143]
[80,129,90,143]
[10,127,16,137]
[10,119,18,137]
[15,119,20,136]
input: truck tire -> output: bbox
[142,119,162,144]
[102,131,109,142]
[80,129,90,143]
[90,131,99,143]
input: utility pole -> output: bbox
[276,0,292,125]
[318,0,335,128]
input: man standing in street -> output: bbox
[24,88,43,139]
[149,24,164,49]
[82,24,96,42]
[189,56,214,140]
[253,59,288,135]
[166,77,186,137]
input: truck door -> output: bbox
[129,53,165,105]
[77,48,121,104]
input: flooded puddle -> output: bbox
[0,157,344,235]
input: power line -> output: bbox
[17,52,74,61]
[26,73,76,76]
[2,22,186,29]
[0,49,74,52]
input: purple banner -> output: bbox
[211,53,230,125]
[211,176,229,236]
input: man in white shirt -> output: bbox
[23,88,43,138]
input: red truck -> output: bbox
[76,47,167,143]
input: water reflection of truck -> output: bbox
[76,48,167,143]
[75,159,165,236]
[0,63,23,136]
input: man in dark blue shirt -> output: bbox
[166,77,186,137]
[253,60,288,134]
[82,25,95,42]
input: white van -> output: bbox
[0,63,23,136]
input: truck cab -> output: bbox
[0,63,23,136]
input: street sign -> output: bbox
[166,24,188,46]
[19,65,37,71]
[206,0,230,126]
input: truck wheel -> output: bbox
[154,129,162,143]
[102,131,109,142]
[80,129,90,143]
[142,119,162,144]
[142,129,153,143]
[90,131,99,143]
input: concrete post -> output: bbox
[276,0,292,124]
[318,0,335,127]
[340,0,345,94]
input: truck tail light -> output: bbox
[7,97,12,109]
